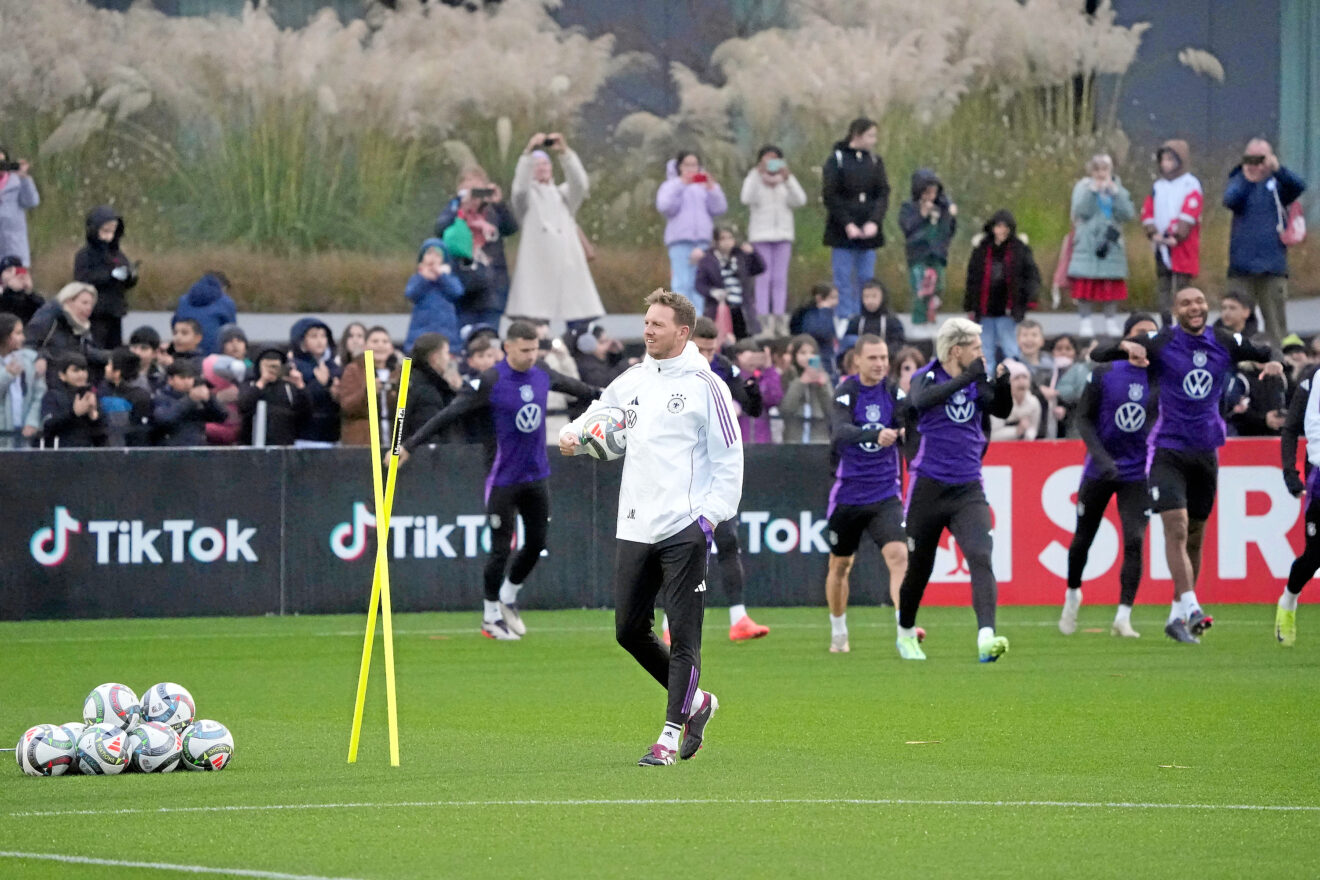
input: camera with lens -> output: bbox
[1095,224,1122,259]
[0,160,21,172]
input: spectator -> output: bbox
[153,360,225,447]
[1281,333,1310,390]
[238,349,308,446]
[461,332,500,382]
[0,256,45,323]
[0,148,38,266]
[843,280,906,354]
[891,345,927,395]
[656,150,727,314]
[41,352,98,448]
[1039,334,1082,438]
[172,273,237,356]
[734,337,781,444]
[693,317,763,425]
[695,226,765,341]
[1216,291,1286,436]
[789,282,839,372]
[73,205,137,349]
[1013,319,1054,386]
[780,334,833,444]
[1140,140,1203,325]
[128,326,166,391]
[289,317,341,446]
[1054,333,1096,414]
[26,282,108,375]
[218,325,250,365]
[0,312,44,448]
[201,351,248,446]
[340,325,400,447]
[338,322,367,368]
[989,361,1041,441]
[435,165,518,329]
[821,117,889,321]
[1224,138,1307,341]
[963,209,1041,373]
[97,347,152,447]
[566,324,628,419]
[741,145,807,336]
[1067,154,1135,338]
[166,318,206,374]
[504,132,604,325]
[403,239,464,353]
[1212,290,1261,339]
[899,168,957,325]
[407,332,463,440]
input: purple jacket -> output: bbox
[656,159,727,245]
[738,367,782,444]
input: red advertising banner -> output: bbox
[918,437,1311,606]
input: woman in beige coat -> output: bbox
[504,132,604,324]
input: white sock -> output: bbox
[658,722,681,751]
[1168,601,1182,624]
[894,607,901,624]
[688,687,707,715]
[498,579,522,606]
[1280,590,1300,612]
[1064,587,1082,609]
[1181,591,1201,617]
[662,613,670,633]
[729,604,747,625]
[830,613,847,636]
[1114,604,1132,624]
[482,599,501,623]
[897,625,915,639]
[977,626,995,645]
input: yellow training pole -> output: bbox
[347,351,387,764]
[379,358,411,767]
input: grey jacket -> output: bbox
[0,172,39,266]
[0,348,46,447]
[1067,177,1135,280]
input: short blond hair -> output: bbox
[936,317,982,363]
[644,288,696,330]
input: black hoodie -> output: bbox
[897,168,957,266]
[73,206,137,319]
[41,376,100,448]
[821,139,890,250]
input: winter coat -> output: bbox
[201,354,245,445]
[173,275,237,355]
[780,375,833,444]
[695,246,765,337]
[339,353,400,447]
[821,139,889,250]
[842,305,906,353]
[238,378,308,446]
[95,378,152,447]
[41,380,99,448]
[898,168,957,266]
[0,170,39,267]
[788,304,838,363]
[963,211,1042,322]
[289,317,342,443]
[404,239,465,352]
[434,197,518,311]
[504,150,605,323]
[0,347,45,448]
[655,160,727,245]
[1067,177,1136,280]
[152,385,226,447]
[740,168,807,242]
[1223,164,1307,277]
[26,300,109,371]
[739,366,783,445]
[407,359,462,443]
[73,206,136,319]
[0,284,45,324]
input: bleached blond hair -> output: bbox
[936,317,982,364]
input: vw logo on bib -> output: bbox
[945,391,975,424]
[515,403,542,433]
[859,423,882,453]
[1182,369,1213,399]
[1114,401,1146,433]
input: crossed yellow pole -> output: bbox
[347,350,412,766]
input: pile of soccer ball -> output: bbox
[14,682,234,777]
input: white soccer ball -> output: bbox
[15,724,78,777]
[142,682,196,732]
[83,683,141,732]
[579,406,627,461]
[180,720,234,771]
[61,721,87,743]
[76,724,131,775]
[127,721,183,773]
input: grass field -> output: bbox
[2,604,1319,879]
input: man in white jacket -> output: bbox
[560,289,744,766]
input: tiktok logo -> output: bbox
[30,506,82,567]
[330,502,377,561]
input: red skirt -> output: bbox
[1069,277,1128,302]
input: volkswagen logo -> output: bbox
[1114,401,1146,433]
[515,403,543,433]
[1182,369,1214,400]
[945,398,976,423]
[859,422,882,452]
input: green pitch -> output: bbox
[2,605,1318,879]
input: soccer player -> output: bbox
[1277,361,1320,646]
[823,334,908,653]
[402,321,598,641]
[560,289,743,767]
[1061,313,1158,638]
[896,318,1013,662]
[1093,287,1283,643]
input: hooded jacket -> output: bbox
[0,168,39,267]
[73,206,136,319]
[0,346,45,447]
[843,299,907,353]
[96,377,153,447]
[238,356,309,446]
[561,341,743,544]
[964,210,1041,322]
[821,140,890,250]
[1141,140,1203,276]
[655,159,728,245]
[404,239,466,351]
[152,383,226,447]
[289,317,342,443]
[898,168,957,266]
[1223,160,1307,277]
[0,280,45,324]
[1067,175,1136,280]
[173,275,238,355]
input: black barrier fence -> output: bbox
[0,446,892,621]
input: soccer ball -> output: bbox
[128,721,183,773]
[15,724,78,777]
[180,720,234,771]
[142,682,196,732]
[60,722,86,743]
[76,724,131,775]
[83,682,141,732]
[579,406,627,461]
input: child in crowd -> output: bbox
[404,239,465,352]
[168,318,205,372]
[97,347,152,447]
[780,334,833,444]
[898,168,957,324]
[842,280,906,353]
[789,282,840,374]
[41,353,99,448]
[289,317,341,446]
[989,361,1041,441]
[238,349,309,446]
[733,338,781,445]
[128,325,166,391]
[695,226,765,341]
[152,360,225,447]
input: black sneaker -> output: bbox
[1164,618,1200,644]
[1187,608,1214,636]
[637,744,675,766]
[680,692,719,760]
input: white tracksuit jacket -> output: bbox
[562,341,744,544]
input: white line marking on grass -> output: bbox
[0,851,363,880]
[9,796,1319,819]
